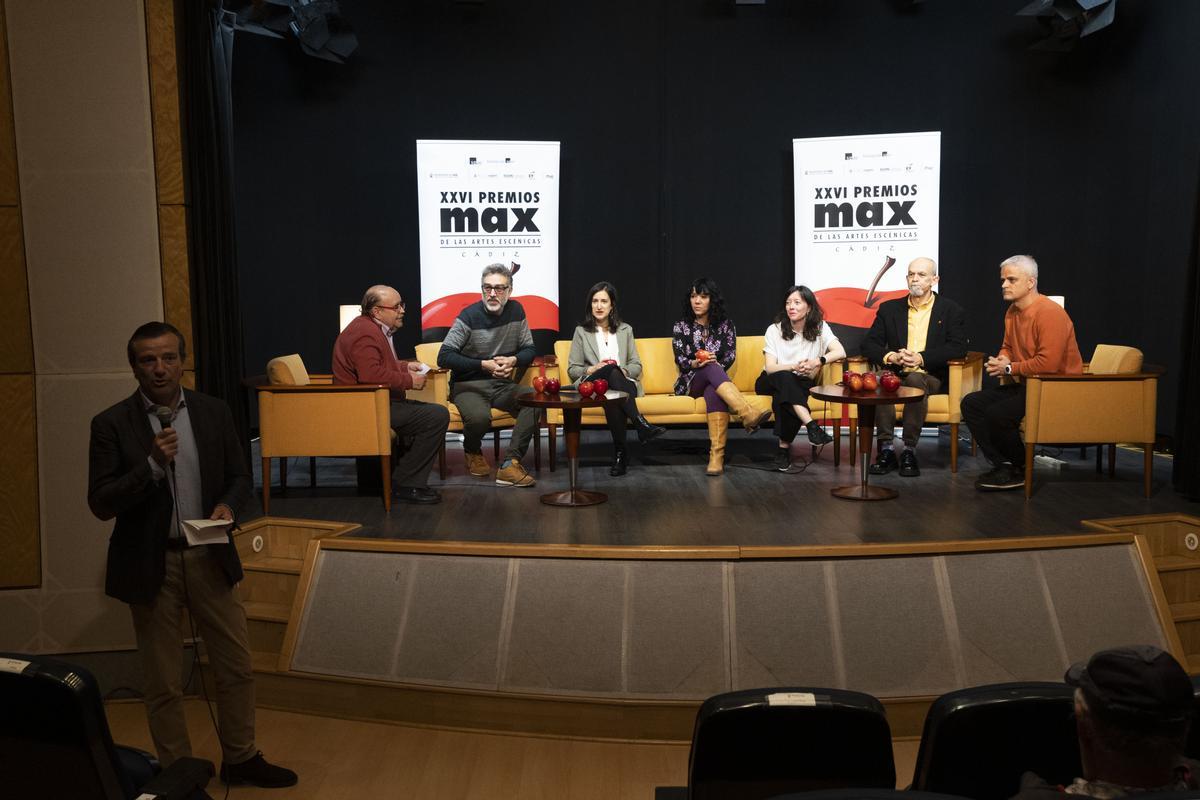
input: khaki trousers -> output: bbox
[874,371,942,448]
[129,546,256,766]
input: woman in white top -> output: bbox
[754,285,846,470]
[567,282,666,476]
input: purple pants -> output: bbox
[688,362,732,413]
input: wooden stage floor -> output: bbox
[251,429,1192,547]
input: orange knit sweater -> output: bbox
[1000,295,1083,377]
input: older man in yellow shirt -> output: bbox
[861,257,968,477]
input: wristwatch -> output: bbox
[1003,363,1012,375]
[819,356,826,365]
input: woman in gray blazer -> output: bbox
[567,281,666,476]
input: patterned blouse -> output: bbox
[671,318,737,395]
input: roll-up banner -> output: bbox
[416,140,561,342]
[793,131,941,354]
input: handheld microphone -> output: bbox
[155,406,176,470]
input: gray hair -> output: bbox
[1000,254,1038,282]
[481,263,513,287]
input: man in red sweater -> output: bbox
[333,285,450,504]
[962,255,1082,491]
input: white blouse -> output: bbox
[763,321,839,364]
[594,329,620,363]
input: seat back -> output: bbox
[728,335,766,392]
[911,682,1080,800]
[1087,344,1143,375]
[0,652,134,800]
[634,337,680,395]
[688,687,895,800]
[266,354,311,386]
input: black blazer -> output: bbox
[88,389,252,605]
[860,293,968,386]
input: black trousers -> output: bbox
[754,370,815,444]
[960,383,1027,467]
[590,363,640,446]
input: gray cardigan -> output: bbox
[567,322,644,397]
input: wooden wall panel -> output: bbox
[0,373,39,588]
[0,2,18,206]
[159,204,193,368]
[0,207,32,373]
[144,0,182,205]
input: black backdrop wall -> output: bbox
[230,0,1200,437]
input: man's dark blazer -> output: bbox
[860,292,968,386]
[88,389,252,605]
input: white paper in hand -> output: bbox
[182,518,233,547]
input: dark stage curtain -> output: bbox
[1175,172,1200,500]
[179,0,251,450]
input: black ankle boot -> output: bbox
[610,446,629,476]
[634,413,666,443]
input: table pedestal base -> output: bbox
[831,484,897,501]
[540,488,608,507]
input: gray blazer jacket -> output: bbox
[567,322,644,397]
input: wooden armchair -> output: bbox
[847,351,985,472]
[1021,344,1159,498]
[411,343,554,478]
[254,354,392,512]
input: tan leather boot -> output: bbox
[715,381,771,433]
[706,412,729,476]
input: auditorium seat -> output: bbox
[686,687,895,800]
[910,681,1080,800]
[0,651,213,799]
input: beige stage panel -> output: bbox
[38,374,142,594]
[0,373,38,588]
[286,540,1170,703]
[7,0,161,375]
[144,0,183,205]
[731,561,840,689]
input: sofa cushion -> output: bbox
[635,338,679,395]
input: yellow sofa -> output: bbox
[553,336,847,462]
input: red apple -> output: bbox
[578,380,594,398]
[847,374,864,393]
[862,372,878,391]
[880,371,901,393]
[603,359,618,366]
[696,349,713,364]
[532,376,546,393]
[592,378,608,397]
[545,377,560,394]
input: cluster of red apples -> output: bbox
[843,370,901,394]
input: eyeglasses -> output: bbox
[377,302,405,312]
[482,284,511,296]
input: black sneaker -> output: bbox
[806,420,833,445]
[868,448,898,475]
[899,449,920,477]
[975,463,1024,491]
[220,751,298,788]
[774,448,792,472]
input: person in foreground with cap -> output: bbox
[1012,645,1197,799]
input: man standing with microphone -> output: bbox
[88,322,296,788]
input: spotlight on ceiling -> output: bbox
[232,0,358,64]
[1017,0,1117,51]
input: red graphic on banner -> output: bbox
[815,255,906,329]
[422,293,560,331]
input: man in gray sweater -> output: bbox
[437,263,540,486]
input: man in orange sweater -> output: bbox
[963,255,1082,491]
